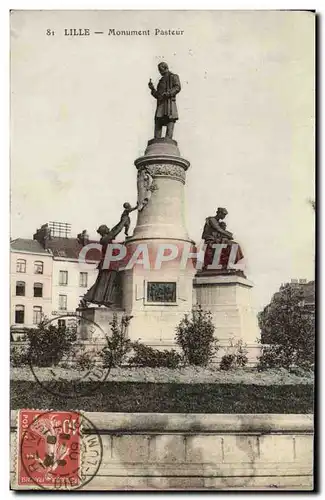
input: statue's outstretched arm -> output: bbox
[130,203,138,212]
[110,221,125,239]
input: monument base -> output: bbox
[193,273,261,365]
[77,306,124,340]
[122,137,195,345]
[122,256,195,346]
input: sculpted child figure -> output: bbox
[119,202,138,237]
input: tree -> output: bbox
[258,283,315,370]
[175,306,218,366]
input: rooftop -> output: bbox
[11,238,51,255]
[11,237,101,262]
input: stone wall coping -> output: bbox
[194,275,254,287]
[10,411,313,433]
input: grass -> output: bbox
[11,380,314,414]
[11,366,314,385]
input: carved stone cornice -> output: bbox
[135,155,190,184]
[143,163,187,184]
[135,154,190,170]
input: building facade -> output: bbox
[49,240,98,317]
[10,239,53,331]
[10,227,100,333]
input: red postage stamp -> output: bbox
[17,410,82,489]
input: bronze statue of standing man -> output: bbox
[148,62,181,139]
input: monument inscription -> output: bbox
[147,282,177,303]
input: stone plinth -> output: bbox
[77,307,124,339]
[11,411,314,490]
[124,139,195,344]
[193,272,261,363]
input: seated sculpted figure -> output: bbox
[201,207,244,272]
[202,207,234,244]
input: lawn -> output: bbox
[11,366,314,385]
[11,380,314,414]
[11,366,314,413]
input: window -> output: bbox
[58,319,66,329]
[59,294,67,311]
[33,306,42,324]
[15,305,25,324]
[16,259,26,273]
[59,270,68,286]
[34,261,44,274]
[33,282,43,298]
[16,281,25,296]
[79,272,88,287]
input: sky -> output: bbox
[10,10,315,312]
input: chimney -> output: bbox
[77,229,89,246]
[33,223,51,249]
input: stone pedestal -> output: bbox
[77,307,124,340]
[123,138,195,346]
[131,138,191,241]
[193,273,261,364]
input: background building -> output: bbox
[10,222,101,333]
[10,239,53,333]
[49,238,98,316]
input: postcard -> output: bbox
[10,10,315,491]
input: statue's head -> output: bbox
[97,224,110,236]
[158,62,169,76]
[216,207,228,220]
[123,202,131,210]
